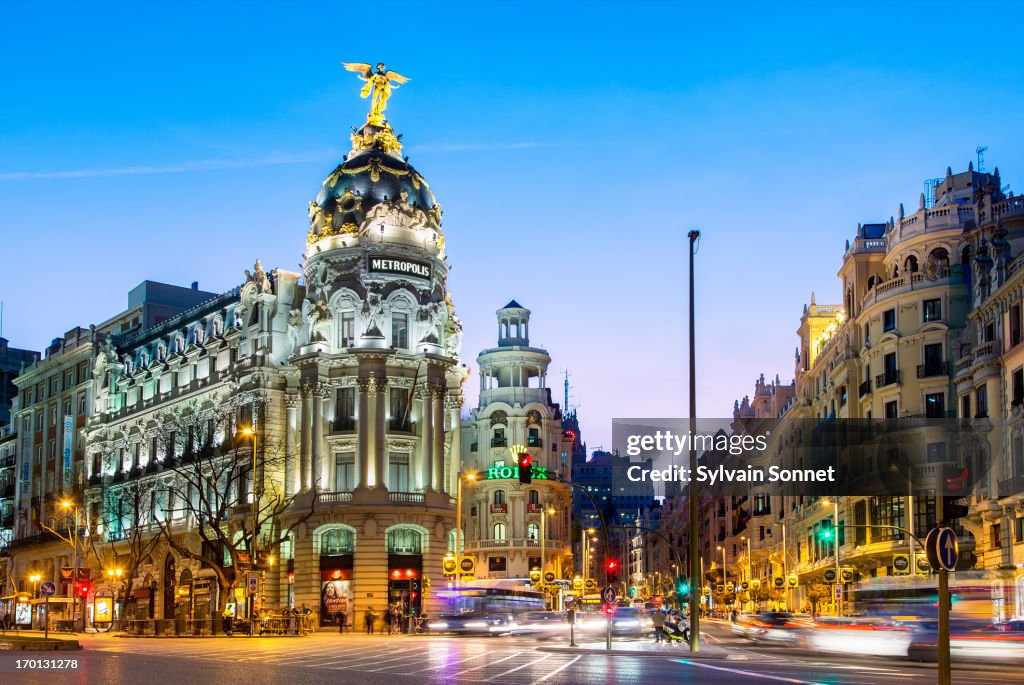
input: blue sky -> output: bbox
[2,1,1022,451]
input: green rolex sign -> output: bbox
[487,464,549,480]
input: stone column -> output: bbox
[420,389,433,492]
[356,379,370,488]
[300,386,312,491]
[285,393,299,496]
[312,385,324,491]
[432,388,444,491]
[373,379,386,489]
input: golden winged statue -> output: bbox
[342,62,410,126]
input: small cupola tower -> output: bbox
[497,300,530,347]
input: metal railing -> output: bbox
[876,370,901,387]
[319,491,353,504]
[917,361,949,378]
[388,492,424,504]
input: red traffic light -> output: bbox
[603,604,616,616]
[517,452,533,485]
[78,582,91,597]
[606,559,618,571]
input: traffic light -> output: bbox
[606,559,619,583]
[942,496,969,522]
[817,524,833,541]
[676,577,690,597]
[603,603,616,616]
[517,452,532,484]
[78,581,91,598]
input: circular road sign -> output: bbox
[601,586,617,605]
[543,571,556,584]
[39,581,57,597]
[442,557,457,575]
[823,568,837,583]
[773,577,785,589]
[893,555,911,573]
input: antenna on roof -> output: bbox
[977,146,988,173]
[561,369,573,413]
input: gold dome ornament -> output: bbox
[342,62,410,127]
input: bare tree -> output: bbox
[85,466,164,626]
[151,399,316,622]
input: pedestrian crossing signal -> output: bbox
[517,453,532,484]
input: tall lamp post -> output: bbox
[59,499,82,632]
[717,544,728,614]
[241,426,259,634]
[106,568,124,630]
[540,506,556,608]
[454,472,476,591]
[741,535,751,611]
[687,228,701,652]
[29,573,41,629]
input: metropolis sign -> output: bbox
[367,256,431,280]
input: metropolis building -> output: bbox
[7,78,468,630]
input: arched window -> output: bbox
[321,528,355,555]
[448,529,464,554]
[527,522,540,540]
[528,490,540,505]
[493,490,506,506]
[905,255,919,273]
[493,522,507,541]
[387,527,422,554]
[930,248,950,271]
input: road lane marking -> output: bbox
[672,658,825,685]
[485,655,551,680]
[530,655,582,684]
[442,651,525,677]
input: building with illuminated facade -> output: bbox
[5,83,468,631]
[460,303,573,587]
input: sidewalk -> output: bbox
[0,630,82,651]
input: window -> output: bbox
[493,490,506,506]
[387,527,422,554]
[388,452,409,492]
[991,523,1003,549]
[977,385,989,418]
[1012,304,1022,347]
[528,490,540,505]
[883,309,896,332]
[923,299,942,322]
[528,427,541,447]
[527,522,540,540]
[1013,431,1024,477]
[914,496,936,535]
[985,322,996,343]
[493,523,507,541]
[339,312,355,348]
[883,352,898,384]
[334,387,355,431]
[492,427,506,447]
[839,386,847,406]
[1015,518,1024,545]
[923,343,943,377]
[488,556,507,572]
[869,496,905,542]
[321,528,354,555]
[78,394,86,414]
[1013,369,1024,406]
[335,452,355,491]
[753,493,770,516]
[885,400,898,419]
[389,388,410,431]
[391,313,409,349]
[961,394,971,419]
[926,442,947,463]
[925,393,945,419]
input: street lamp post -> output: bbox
[687,228,701,652]
[241,426,258,634]
[29,573,41,630]
[454,472,476,591]
[106,568,124,630]
[741,535,751,611]
[540,506,555,609]
[59,499,82,632]
[717,544,727,613]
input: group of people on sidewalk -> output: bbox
[338,604,422,635]
[651,609,690,643]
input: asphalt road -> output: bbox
[1,622,1022,684]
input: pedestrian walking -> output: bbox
[338,610,347,634]
[364,607,377,634]
[383,606,393,634]
[651,610,666,643]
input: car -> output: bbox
[507,611,566,637]
[730,612,761,638]
[426,612,518,635]
[908,620,1024,663]
[805,616,912,657]
[743,612,815,645]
